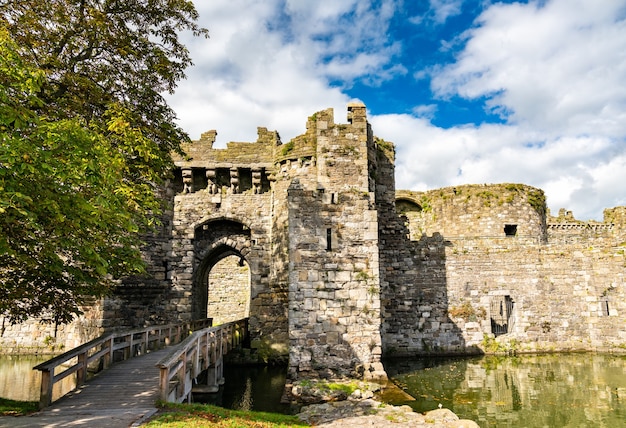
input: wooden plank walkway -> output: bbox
[0,348,171,428]
[0,320,248,427]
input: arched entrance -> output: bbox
[207,252,250,324]
[192,219,252,323]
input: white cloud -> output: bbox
[168,0,402,143]
[372,109,621,220]
[407,0,626,219]
[431,0,626,138]
[409,0,464,26]
[411,104,438,119]
[169,0,626,221]
[430,0,464,24]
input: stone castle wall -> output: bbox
[397,184,547,241]
[0,301,104,354]
[2,104,624,379]
[383,186,626,356]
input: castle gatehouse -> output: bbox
[2,104,625,380]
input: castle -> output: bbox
[2,103,625,380]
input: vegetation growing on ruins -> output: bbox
[0,1,207,323]
[504,183,546,214]
[476,190,497,207]
[448,302,485,322]
[374,137,394,154]
[481,335,520,355]
[481,335,504,353]
[280,141,295,156]
[419,196,433,213]
[410,183,548,217]
[527,189,547,215]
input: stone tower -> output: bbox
[286,103,386,380]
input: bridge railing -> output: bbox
[156,318,248,403]
[33,318,212,409]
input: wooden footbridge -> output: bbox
[32,319,249,413]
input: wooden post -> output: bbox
[159,367,169,401]
[179,350,186,402]
[193,337,200,379]
[39,369,53,409]
[217,330,224,385]
[204,336,220,393]
[203,331,210,370]
[103,337,113,369]
[128,333,134,359]
[77,352,87,386]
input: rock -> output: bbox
[424,408,459,422]
[298,399,480,427]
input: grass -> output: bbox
[0,397,38,416]
[145,402,308,428]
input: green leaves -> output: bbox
[0,1,206,323]
[0,107,148,321]
[2,0,207,151]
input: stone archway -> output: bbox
[192,219,252,321]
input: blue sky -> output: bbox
[344,0,506,126]
[167,0,626,220]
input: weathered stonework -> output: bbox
[0,301,104,354]
[2,104,625,381]
[382,186,626,355]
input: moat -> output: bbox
[5,353,624,427]
[385,353,626,428]
[207,353,626,427]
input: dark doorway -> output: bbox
[490,295,514,336]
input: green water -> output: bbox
[3,352,625,427]
[0,355,75,402]
[385,353,626,428]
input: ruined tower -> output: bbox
[286,103,387,379]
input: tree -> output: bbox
[0,0,208,323]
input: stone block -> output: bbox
[327,331,339,344]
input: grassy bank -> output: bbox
[0,398,38,416]
[145,402,308,428]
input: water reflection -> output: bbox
[193,365,291,414]
[0,355,75,402]
[0,355,43,401]
[385,353,626,428]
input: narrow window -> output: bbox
[504,224,517,237]
[326,228,332,251]
[601,297,610,316]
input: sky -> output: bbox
[166,0,626,221]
